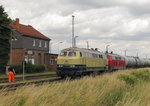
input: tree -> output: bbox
[0,6,12,73]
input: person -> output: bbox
[8,66,16,75]
[8,67,15,83]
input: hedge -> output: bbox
[12,62,45,74]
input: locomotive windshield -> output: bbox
[60,52,67,56]
[68,52,76,56]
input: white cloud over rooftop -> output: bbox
[1,0,150,57]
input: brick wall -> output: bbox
[9,49,47,65]
[9,49,58,72]
[45,53,58,71]
[11,49,24,65]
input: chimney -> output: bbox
[14,18,19,25]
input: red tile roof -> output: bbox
[9,18,50,40]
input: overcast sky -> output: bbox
[1,0,150,57]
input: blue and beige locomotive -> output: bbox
[57,47,150,78]
[57,47,108,78]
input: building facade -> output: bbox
[45,53,58,71]
[9,18,58,71]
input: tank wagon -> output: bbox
[57,47,108,78]
[125,56,150,68]
[57,47,150,78]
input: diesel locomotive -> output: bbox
[57,47,150,78]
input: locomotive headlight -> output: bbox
[59,65,63,67]
[70,65,75,68]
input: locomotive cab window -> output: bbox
[68,52,76,56]
[99,55,103,59]
[80,52,82,57]
[60,52,67,56]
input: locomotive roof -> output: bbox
[107,53,122,57]
[61,47,104,54]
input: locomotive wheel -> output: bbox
[60,75,65,79]
[91,71,99,77]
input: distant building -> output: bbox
[8,18,58,71]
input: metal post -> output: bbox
[22,48,26,81]
[125,50,127,56]
[106,45,110,53]
[72,15,75,48]
[58,42,63,53]
[87,41,89,49]
[74,36,78,47]
[23,61,25,81]
[49,42,53,53]
[74,37,76,47]
[10,31,12,65]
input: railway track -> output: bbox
[0,77,62,90]
[0,73,57,83]
[0,72,108,90]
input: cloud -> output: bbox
[1,0,150,56]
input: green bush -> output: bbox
[12,62,45,74]
[25,62,33,73]
[131,70,150,81]
[33,64,45,73]
[13,65,22,74]
[102,89,124,106]
[118,74,137,85]
[25,62,45,73]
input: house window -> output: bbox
[50,57,55,65]
[44,41,47,48]
[39,40,42,47]
[28,58,34,64]
[32,56,35,64]
[33,39,35,46]
[25,56,28,62]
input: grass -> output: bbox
[0,68,150,106]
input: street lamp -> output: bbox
[49,42,63,53]
[10,29,17,65]
[49,42,53,53]
[125,49,127,56]
[72,15,75,48]
[74,36,78,47]
[106,45,110,53]
[58,42,63,53]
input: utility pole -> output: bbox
[86,41,89,49]
[72,15,75,48]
